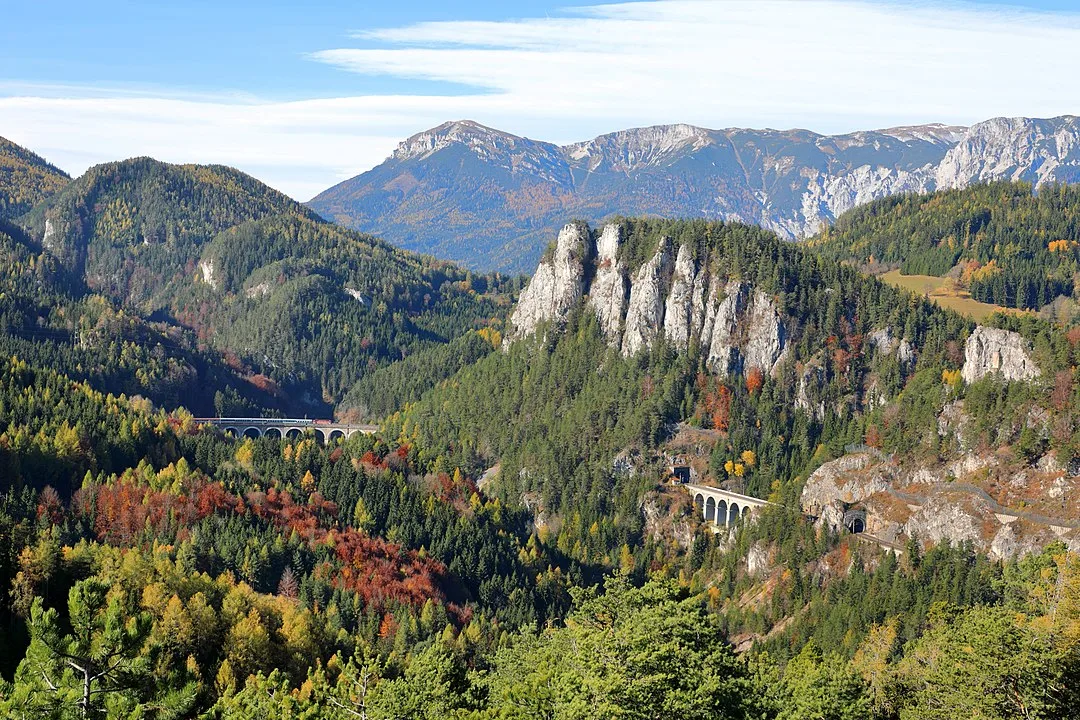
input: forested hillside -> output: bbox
[0,354,588,716]
[392,218,1000,558]
[0,217,284,415]
[2,352,1080,719]
[0,136,69,220]
[10,153,514,416]
[811,182,1080,322]
[391,217,1080,671]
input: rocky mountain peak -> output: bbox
[875,123,968,145]
[566,124,713,172]
[936,115,1080,189]
[392,119,561,165]
[507,223,592,341]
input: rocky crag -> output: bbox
[798,325,1070,560]
[508,222,787,378]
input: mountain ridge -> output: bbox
[0,135,70,220]
[310,115,1080,272]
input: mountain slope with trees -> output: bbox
[2,134,1080,718]
[0,136,69,220]
[810,181,1080,322]
[11,154,514,416]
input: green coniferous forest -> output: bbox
[811,182,1080,321]
[1,140,1080,718]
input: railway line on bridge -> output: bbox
[194,417,378,443]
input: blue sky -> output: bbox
[2,0,1079,199]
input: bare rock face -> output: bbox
[508,221,787,379]
[936,115,1080,190]
[961,326,1040,384]
[663,243,697,351]
[41,213,84,274]
[621,239,674,356]
[937,399,971,448]
[796,360,827,420]
[586,224,628,342]
[868,327,915,366]
[903,495,988,547]
[800,164,936,236]
[742,290,786,373]
[704,281,749,375]
[801,453,891,532]
[198,259,218,290]
[508,223,592,340]
[989,523,1041,562]
[746,540,771,578]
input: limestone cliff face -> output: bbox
[704,281,749,375]
[936,116,1080,190]
[662,244,697,352]
[961,326,1040,384]
[621,239,674,357]
[508,222,788,379]
[743,291,787,373]
[586,224,628,342]
[508,223,592,340]
[800,453,890,530]
[799,446,1080,560]
[795,359,827,420]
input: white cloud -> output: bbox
[2,0,1080,200]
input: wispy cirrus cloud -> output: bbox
[2,0,1080,200]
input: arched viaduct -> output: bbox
[194,418,378,444]
[686,484,772,528]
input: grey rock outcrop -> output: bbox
[662,244,696,352]
[742,290,786,373]
[508,223,592,340]
[621,239,674,356]
[704,281,749,375]
[746,541,771,578]
[586,224,628,342]
[796,360,827,420]
[961,326,1040,384]
[903,495,989,547]
[508,221,788,380]
[936,116,1080,190]
[800,453,891,532]
[868,328,915,366]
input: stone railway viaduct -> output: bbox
[195,417,378,443]
[686,484,772,527]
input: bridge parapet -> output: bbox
[685,484,772,528]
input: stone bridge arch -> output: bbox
[685,484,771,529]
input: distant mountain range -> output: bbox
[309,115,1080,273]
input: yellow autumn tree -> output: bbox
[234,438,255,469]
